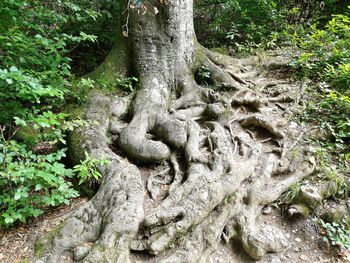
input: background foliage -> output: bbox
[0,0,120,227]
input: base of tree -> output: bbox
[34,49,320,263]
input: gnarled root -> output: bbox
[36,92,144,263]
[134,123,261,255]
[131,113,314,262]
[135,145,314,262]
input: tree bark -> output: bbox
[35,1,315,262]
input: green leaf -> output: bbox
[9,66,18,72]
[5,78,13,84]
[14,117,27,126]
[14,192,21,200]
[4,216,14,225]
[32,209,43,217]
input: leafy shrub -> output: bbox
[0,0,137,228]
[194,0,347,53]
[0,112,90,227]
[293,8,350,90]
[306,88,350,153]
[294,7,350,167]
[0,0,104,124]
[302,87,350,176]
[194,0,331,51]
[0,0,118,228]
[195,0,282,49]
[320,91,350,143]
[325,62,350,89]
[73,73,138,103]
[0,138,78,227]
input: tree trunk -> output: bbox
[35,1,314,262]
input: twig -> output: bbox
[122,0,132,37]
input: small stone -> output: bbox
[299,255,309,261]
[0,254,4,260]
[330,164,337,171]
[73,246,90,261]
[290,122,298,128]
[295,237,302,242]
[262,205,273,215]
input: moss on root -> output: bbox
[86,32,130,86]
[34,223,65,258]
[194,40,206,69]
[67,125,86,165]
[64,104,84,120]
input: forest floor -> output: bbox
[0,196,344,263]
[0,49,348,263]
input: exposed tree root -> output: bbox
[239,114,285,139]
[36,47,313,263]
[36,93,144,263]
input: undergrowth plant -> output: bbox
[73,152,109,185]
[292,9,350,90]
[0,0,120,227]
[0,113,91,227]
[195,0,283,50]
[74,73,139,100]
[194,0,340,53]
[294,7,350,192]
[196,65,211,85]
[280,180,308,205]
[0,130,78,227]
[319,219,350,250]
